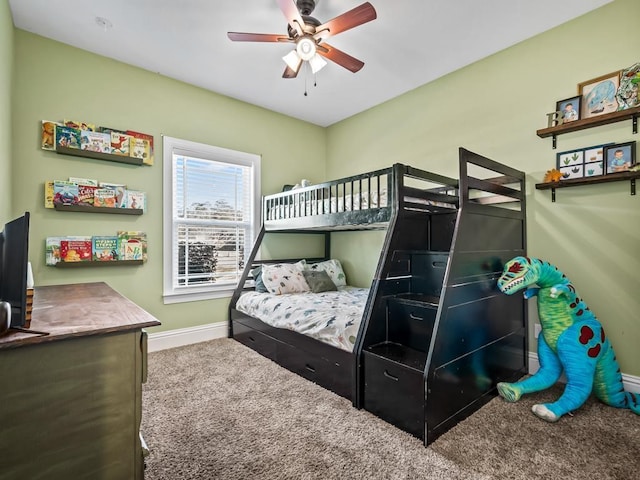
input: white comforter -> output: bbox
[235,286,368,352]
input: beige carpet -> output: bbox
[141,338,639,479]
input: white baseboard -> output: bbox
[148,322,227,352]
[528,352,640,394]
[148,328,640,395]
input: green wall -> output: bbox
[7,0,640,377]
[0,0,12,222]
[11,30,326,332]
[327,0,640,376]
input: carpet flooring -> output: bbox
[141,338,639,479]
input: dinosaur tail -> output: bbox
[593,341,640,414]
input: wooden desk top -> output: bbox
[0,282,161,349]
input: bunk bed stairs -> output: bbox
[357,148,528,446]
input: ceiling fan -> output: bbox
[227,0,377,79]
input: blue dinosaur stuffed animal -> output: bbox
[496,256,640,422]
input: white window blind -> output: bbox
[163,136,260,303]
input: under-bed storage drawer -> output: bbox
[233,321,277,361]
[277,342,352,398]
[363,350,425,440]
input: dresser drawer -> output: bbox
[363,351,425,439]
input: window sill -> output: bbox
[163,288,234,304]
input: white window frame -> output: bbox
[162,136,261,304]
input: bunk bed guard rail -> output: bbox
[262,164,459,231]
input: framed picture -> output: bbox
[556,95,581,123]
[578,71,620,119]
[604,141,636,175]
[583,143,611,178]
[556,148,584,180]
[556,143,613,180]
[617,62,640,110]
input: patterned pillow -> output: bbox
[302,270,337,293]
[251,265,267,293]
[307,259,347,287]
[261,261,310,295]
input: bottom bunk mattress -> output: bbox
[234,286,368,352]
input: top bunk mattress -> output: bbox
[235,286,368,352]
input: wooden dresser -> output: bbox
[0,282,160,480]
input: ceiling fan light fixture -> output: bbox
[296,37,317,61]
[308,54,327,74]
[283,49,303,71]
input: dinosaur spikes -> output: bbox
[508,262,523,274]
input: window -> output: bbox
[163,136,260,303]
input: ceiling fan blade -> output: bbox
[283,65,300,79]
[317,43,364,73]
[277,0,305,36]
[314,2,377,41]
[227,32,291,43]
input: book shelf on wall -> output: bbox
[536,106,640,149]
[535,106,640,201]
[53,204,143,215]
[53,260,144,268]
[42,121,153,266]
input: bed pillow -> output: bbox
[261,261,310,295]
[302,270,337,293]
[251,265,268,293]
[307,259,347,287]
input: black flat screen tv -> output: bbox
[0,212,30,327]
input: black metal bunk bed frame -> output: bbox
[229,148,528,446]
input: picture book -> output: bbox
[99,183,127,208]
[118,231,147,261]
[92,236,119,261]
[64,120,95,131]
[60,237,92,262]
[110,132,132,156]
[97,126,126,135]
[125,190,146,211]
[55,125,81,149]
[80,130,111,153]
[45,237,62,265]
[69,177,98,186]
[53,180,79,205]
[41,120,58,150]
[94,188,117,208]
[126,130,154,166]
[44,181,54,208]
[130,137,151,163]
[77,184,98,206]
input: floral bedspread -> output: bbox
[235,286,368,352]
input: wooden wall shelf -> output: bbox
[56,146,144,166]
[536,106,640,149]
[535,171,640,201]
[54,204,143,215]
[53,260,144,268]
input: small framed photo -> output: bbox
[556,95,581,123]
[578,71,620,119]
[604,142,636,175]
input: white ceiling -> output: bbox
[9,0,611,127]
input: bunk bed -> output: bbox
[229,148,528,446]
